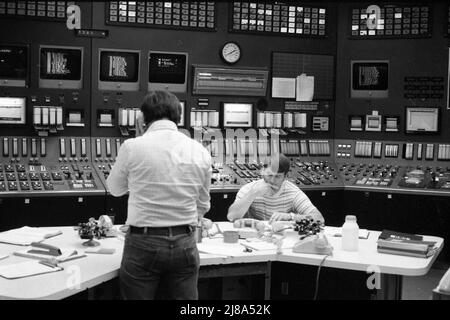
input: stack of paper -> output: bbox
[0,226,62,246]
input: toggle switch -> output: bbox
[60,138,66,157]
[105,139,111,157]
[81,138,86,157]
[2,138,9,157]
[70,138,76,157]
[96,139,101,157]
[40,139,46,157]
[22,138,27,157]
[12,138,18,157]
[31,139,37,157]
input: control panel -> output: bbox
[0,137,104,196]
[335,139,450,194]
[91,137,124,190]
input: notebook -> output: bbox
[0,260,63,279]
[0,226,62,246]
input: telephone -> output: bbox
[292,233,333,255]
[233,218,266,239]
[233,218,265,231]
[437,268,450,294]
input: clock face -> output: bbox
[221,42,241,64]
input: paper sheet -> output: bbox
[0,227,62,246]
[296,74,314,101]
[0,260,62,279]
[272,77,296,98]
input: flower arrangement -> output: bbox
[294,218,324,237]
[78,216,114,246]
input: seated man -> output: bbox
[227,153,324,224]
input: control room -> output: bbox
[0,1,449,302]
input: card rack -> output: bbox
[0,1,72,21]
[229,1,327,37]
[105,1,216,32]
[349,4,431,39]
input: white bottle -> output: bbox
[341,215,359,251]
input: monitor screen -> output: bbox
[406,107,439,133]
[148,51,188,93]
[0,97,26,124]
[99,49,140,91]
[222,103,253,128]
[351,60,389,98]
[39,46,83,89]
[0,45,28,87]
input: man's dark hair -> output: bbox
[140,90,181,125]
[265,153,290,175]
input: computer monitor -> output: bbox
[0,97,26,124]
[39,45,83,89]
[98,49,140,91]
[351,60,389,98]
[0,45,28,87]
[148,51,188,93]
[405,107,439,133]
[222,102,253,128]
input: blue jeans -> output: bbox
[119,229,200,300]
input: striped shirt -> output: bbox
[107,120,212,227]
[236,179,321,221]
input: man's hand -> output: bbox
[135,111,146,137]
[251,181,273,198]
[269,212,291,223]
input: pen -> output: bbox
[240,243,253,253]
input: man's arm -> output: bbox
[227,181,272,222]
[106,140,129,197]
[292,192,325,223]
[197,159,212,218]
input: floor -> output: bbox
[402,261,449,300]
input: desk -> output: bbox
[0,224,444,300]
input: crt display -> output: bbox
[0,97,26,124]
[406,107,439,133]
[40,47,82,80]
[0,45,28,80]
[99,50,139,82]
[223,103,253,128]
[149,52,187,84]
[352,62,388,91]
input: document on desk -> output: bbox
[241,237,298,251]
[0,226,62,246]
[196,242,246,257]
[0,260,63,279]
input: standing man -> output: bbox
[107,90,212,300]
[227,153,324,224]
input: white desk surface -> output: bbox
[0,223,444,300]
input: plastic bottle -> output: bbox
[341,215,359,251]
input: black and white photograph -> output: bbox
[0,0,449,307]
